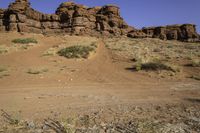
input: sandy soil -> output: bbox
[0,33,199,132]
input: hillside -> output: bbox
[0,32,199,132]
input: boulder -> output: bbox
[0,9,5,19]
[17,23,28,32]
[51,14,60,21]
[73,7,88,17]
[9,14,17,23]
[8,0,30,14]
[166,30,178,40]
[100,5,120,16]
[72,17,88,26]
[9,23,18,31]
[17,14,27,23]
[128,30,147,38]
[0,20,3,26]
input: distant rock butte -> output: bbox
[0,0,199,42]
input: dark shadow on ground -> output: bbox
[184,98,200,103]
[125,67,137,72]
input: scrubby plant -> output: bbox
[190,75,200,80]
[27,68,48,75]
[43,48,57,56]
[90,42,97,48]
[0,45,8,54]
[134,60,180,72]
[12,38,38,44]
[1,109,20,125]
[0,66,7,72]
[133,47,152,64]
[57,45,95,59]
[191,59,200,67]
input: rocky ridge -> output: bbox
[0,0,199,42]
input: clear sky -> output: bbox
[1,0,200,33]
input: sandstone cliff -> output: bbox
[0,0,132,37]
[142,24,200,42]
[0,0,199,42]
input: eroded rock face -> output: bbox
[1,0,132,36]
[0,8,6,31]
[0,0,199,42]
[55,3,132,36]
[8,0,30,14]
[142,24,200,42]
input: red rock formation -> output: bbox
[0,0,199,42]
[142,24,200,42]
[0,9,5,30]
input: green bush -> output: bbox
[12,38,38,44]
[134,61,179,72]
[58,45,95,59]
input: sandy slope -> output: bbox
[0,33,199,120]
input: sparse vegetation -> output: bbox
[1,110,19,125]
[12,38,38,44]
[190,75,200,80]
[90,42,97,48]
[134,60,180,72]
[0,66,7,72]
[43,48,57,56]
[58,45,95,58]
[0,45,8,54]
[0,66,10,78]
[191,59,200,67]
[27,68,48,74]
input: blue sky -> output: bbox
[1,0,200,33]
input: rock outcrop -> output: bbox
[142,24,200,42]
[0,0,199,42]
[0,8,6,31]
[0,0,132,37]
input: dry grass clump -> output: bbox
[0,66,7,72]
[58,45,95,59]
[27,67,48,75]
[0,66,10,78]
[1,110,20,125]
[190,75,200,81]
[43,48,57,56]
[191,59,200,67]
[12,38,38,44]
[0,45,9,54]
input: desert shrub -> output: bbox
[191,59,200,67]
[190,75,200,80]
[43,48,57,56]
[12,38,38,44]
[0,66,7,72]
[134,60,179,72]
[27,68,48,75]
[58,45,95,58]
[0,46,8,54]
[0,66,9,78]
[90,42,97,48]
[133,47,152,64]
